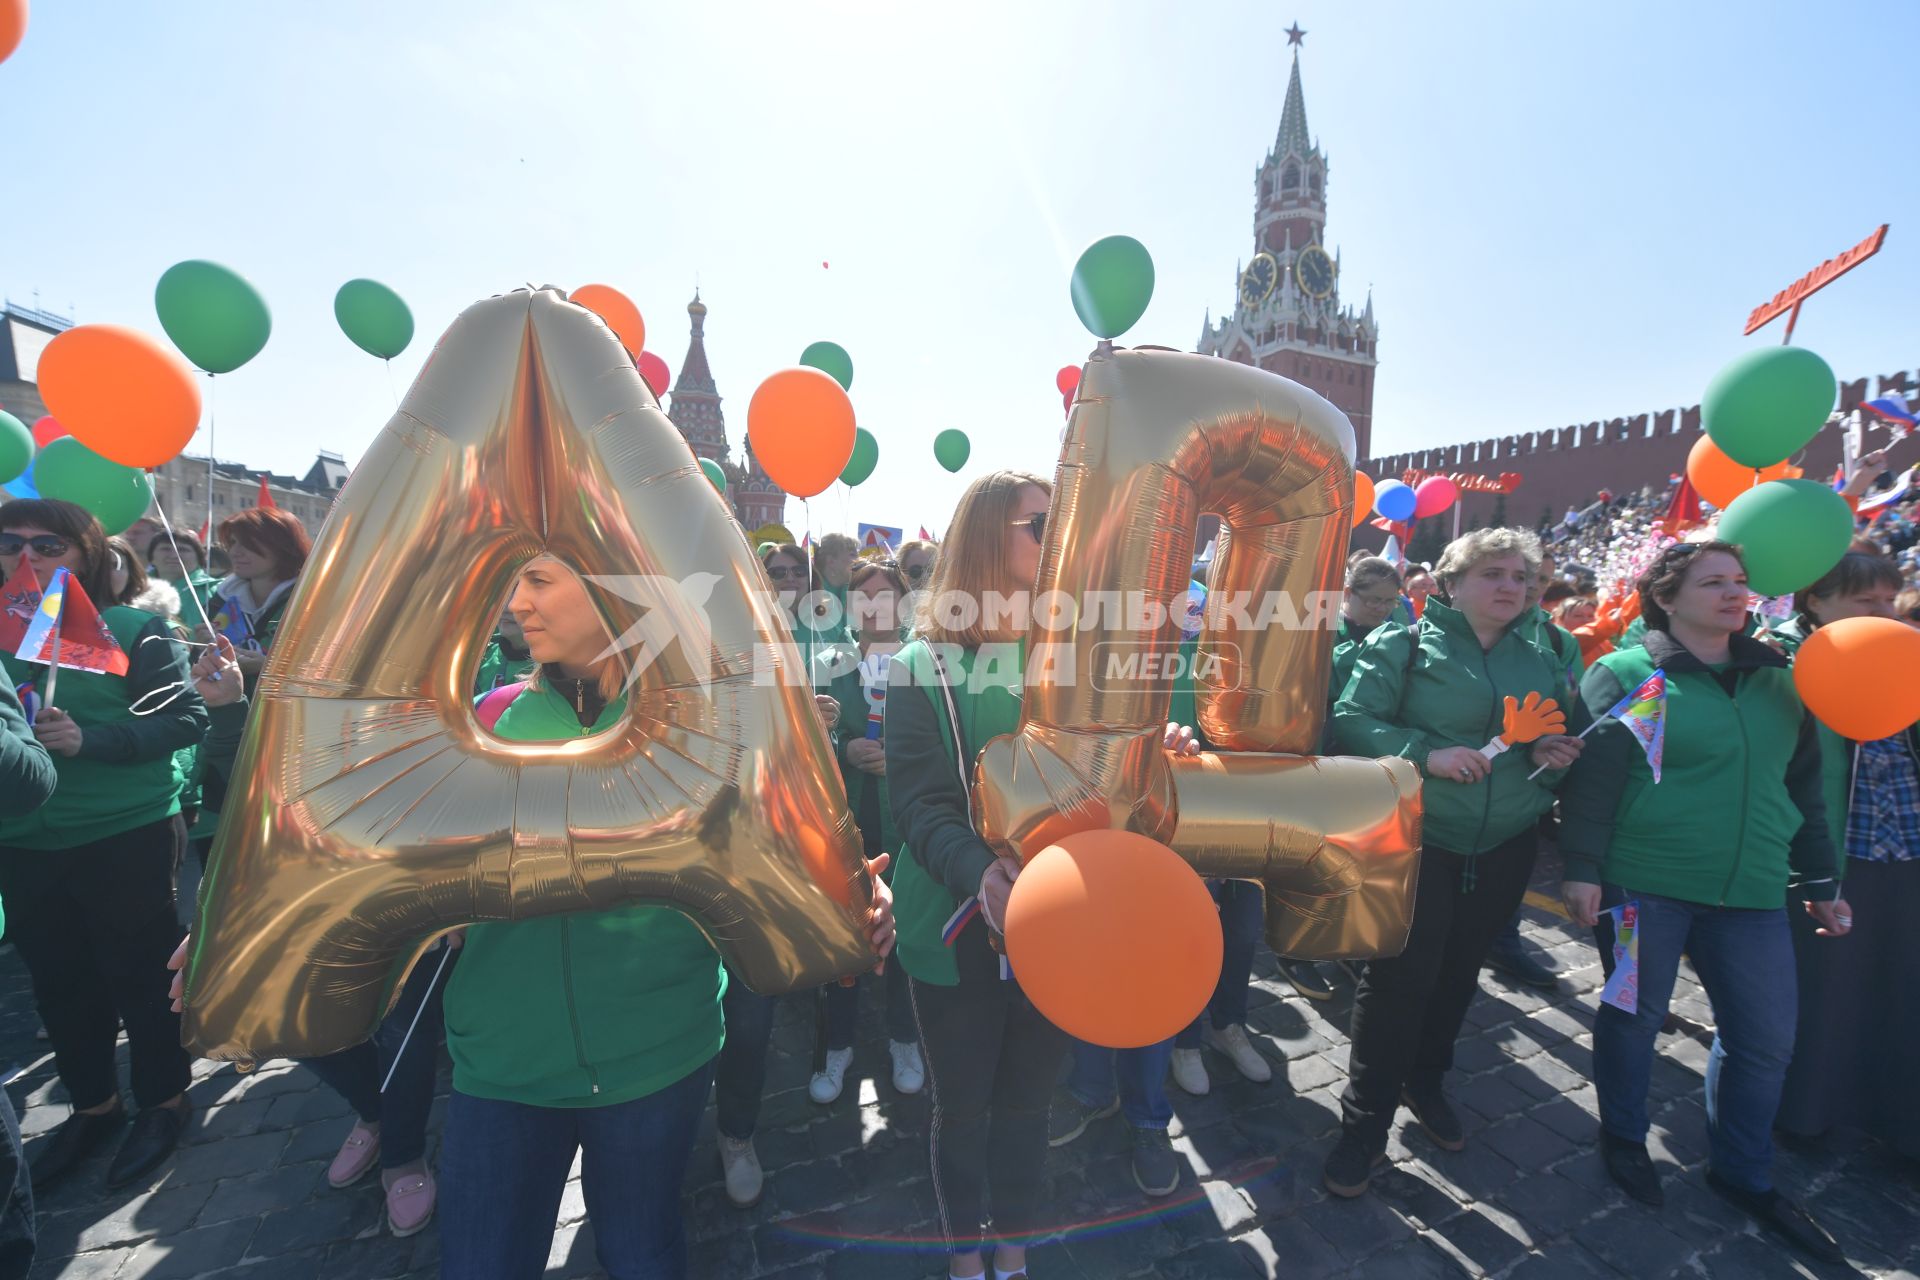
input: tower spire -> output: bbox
[1276,48,1312,160]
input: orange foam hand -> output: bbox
[1500,692,1566,745]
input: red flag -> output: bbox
[0,559,42,656]
[1659,473,1703,535]
[14,569,129,676]
[918,526,934,541]
[199,516,211,544]
[256,475,276,508]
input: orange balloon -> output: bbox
[746,367,857,499]
[1792,616,1920,742]
[37,325,202,469]
[1352,472,1376,528]
[0,0,24,66]
[1687,436,1792,511]
[1003,830,1223,1049]
[571,283,645,357]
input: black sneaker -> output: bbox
[1598,1128,1664,1207]
[1400,1086,1466,1152]
[1129,1126,1180,1197]
[1322,1130,1387,1198]
[1484,938,1558,990]
[1705,1171,1843,1264]
[106,1104,188,1189]
[1046,1094,1119,1149]
[1279,960,1336,1002]
[30,1103,125,1191]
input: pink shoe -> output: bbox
[385,1170,436,1238]
[326,1123,380,1189]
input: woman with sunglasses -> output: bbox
[1558,541,1845,1262]
[895,538,938,636]
[0,500,208,1193]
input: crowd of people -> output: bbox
[0,444,1915,1278]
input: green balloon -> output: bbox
[1717,478,1854,596]
[154,260,271,374]
[841,428,878,486]
[700,457,728,494]
[933,428,970,473]
[34,437,154,533]
[0,410,30,485]
[799,341,854,391]
[1702,347,1836,468]
[334,278,415,359]
[1070,235,1155,340]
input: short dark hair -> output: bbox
[1794,551,1903,622]
[105,535,151,606]
[217,507,311,582]
[1635,540,1744,633]
[0,498,113,604]
[148,526,206,573]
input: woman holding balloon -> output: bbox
[1770,552,1920,1163]
[1327,527,1584,1198]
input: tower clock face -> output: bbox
[1295,244,1335,299]
[1239,253,1278,308]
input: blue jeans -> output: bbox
[1592,891,1796,1194]
[438,1059,715,1280]
[714,973,773,1140]
[1176,879,1264,1048]
[1068,1039,1175,1130]
[304,944,452,1168]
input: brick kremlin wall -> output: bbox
[1355,365,1917,545]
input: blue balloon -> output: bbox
[2,457,38,501]
[1374,479,1416,522]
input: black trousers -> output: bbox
[908,925,1070,1252]
[0,816,192,1111]
[0,1090,31,1280]
[1340,830,1537,1145]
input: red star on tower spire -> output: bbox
[1285,21,1307,46]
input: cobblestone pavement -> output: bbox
[6,851,1917,1279]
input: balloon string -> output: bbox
[384,358,401,410]
[381,944,455,1094]
[205,375,218,541]
[147,484,219,641]
[127,633,224,717]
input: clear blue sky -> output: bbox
[7,1,1915,537]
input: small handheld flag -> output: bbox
[1599,901,1641,1014]
[15,567,130,681]
[1862,394,1916,440]
[860,650,891,740]
[0,558,42,656]
[1527,667,1667,781]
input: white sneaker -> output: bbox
[809,1047,854,1104]
[889,1040,925,1095]
[1204,1023,1273,1083]
[718,1134,763,1208]
[1170,1047,1211,1096]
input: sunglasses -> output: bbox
[0,534,71,559]
[903,563,930,581]
[1010,513,1047,544]
[765,565,804,582]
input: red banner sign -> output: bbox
[1745,224,1888,338]
[1401,469,1522,495]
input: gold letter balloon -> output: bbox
[182,287,876,1062]
[980,346,1423,962]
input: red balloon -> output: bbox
[1056,365,1081,395]
[637,350,671,399]
[31,416,66,448]
[1413,476,1459,519]
[1062,388,1074,416]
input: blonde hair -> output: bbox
[1434,527,1541,593]
[913,470,1050,648]
[516,556,629,703]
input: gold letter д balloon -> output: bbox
[183,288,874,1062]
[976,347,1422,960]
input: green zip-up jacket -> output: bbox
[1333,600,1578,855]
[1519,607,1585,705]
[0,608,207,850]
[1557,630,1837,908]
[441,681,725,1108]
[884,639,1025,985]
[1770,613,1920,875]
[169,570,218,631]
[0,665,59,936]
[815,641,901,862]
[472,636,535,696]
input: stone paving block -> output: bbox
[770,1156,858,1217]
[313,1231,418,1280]
[1695,1231,1820,1279]
[1304,1187,1416,1263]
[1451,1070,1535,1125]
[1061,1215,1178,1277]
[1528,1094,1602,1144]
[1505,1053,1590,1101]
[38,1246,133,1279]
[1478,1114,1579,1173]
[1417,1142,1520,1206]
[1162,1178,1256,1248]
[1449,1034,1508,1076]
[1501,1241,1616,1278]
[1350,1233,1469,1278]
[203,1250,327,1280]
[183,1096,277,1146]
[281,1122,351,1167]
[1155,1238,1264,1278]
[1571,1214,1696,1277]
[1421,1204,1533,1275]
[197,1165,324,1226]
[165,1130,291,1188]
[1229,1214,1346,1279]
[1492,1171,1607,1240]
[685,1227,757,1280]
[246,1189,380,1257]
[260,1088,354,1133]
[117,1217,258,1280]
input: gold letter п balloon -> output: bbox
[976,347,1423,961]
[182,288,876,1063]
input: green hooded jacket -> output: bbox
[0,664,59,935]
[1332,599,1578,855]
[440,680,725,1107]
[1557,630,1837,908]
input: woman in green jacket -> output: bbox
[206,506,310,685]
[434,554,892,1279]
[146,527,217,632]
[808,559,922,1105]
[886,470,1069,1280]
[1327,527,1584,1197]
[0,499,208,1194]
[1557,541,1846,1263]
[1769,552,1919,1163]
